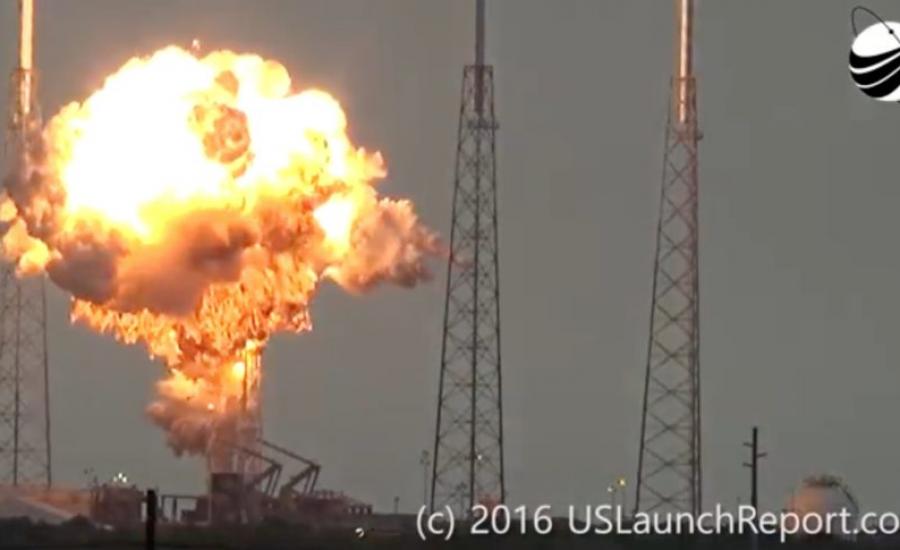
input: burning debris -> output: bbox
[0,46,438,456]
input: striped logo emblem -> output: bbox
[850,7,900,101]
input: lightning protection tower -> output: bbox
[430,0,504,517]
[634,0,702,515]
[0,0,52,487]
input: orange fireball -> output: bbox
[0,46,437,455]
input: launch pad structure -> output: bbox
[0,0,380,529]
[152,345,370,526]
[0,0,52,490]
[431,0,506,517]
[0,0,721,534]
[634,0,703,516]
[206,344,264,480]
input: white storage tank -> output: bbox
[784,474,859,539]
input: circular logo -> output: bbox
[850,7,900,101]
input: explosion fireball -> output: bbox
[0,46,438,456]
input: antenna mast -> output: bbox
[634,0,702,515]
[431,0,505,517]
[0,0,52,488]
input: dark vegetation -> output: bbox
[0,517,891,549]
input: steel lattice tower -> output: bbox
[0,0,51,487]
[430,0,504,516]
[635,0,701,515]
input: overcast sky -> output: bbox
[1,0,899,515]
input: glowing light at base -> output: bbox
[0,46,438,456]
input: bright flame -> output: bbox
[1,46,438,456]
[314,195,357,252]
[230,360,246,381]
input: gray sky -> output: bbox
[1,0,899,515]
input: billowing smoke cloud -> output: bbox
[0,46,439,455]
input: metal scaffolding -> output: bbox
[635,0,701,515]
[0,0,52,488]
[430,0,505,517]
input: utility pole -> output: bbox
[145,489,157,550]
[616,477,627,517]
[742,426,767,511]
[419,450,430,507]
